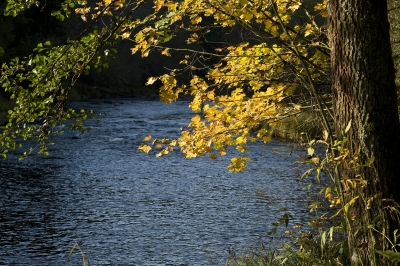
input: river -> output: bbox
[0,98,322,265]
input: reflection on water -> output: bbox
[0,99,322,265]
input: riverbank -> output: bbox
[1,88,323,143]
[0,83,160,126]
[67,82,159,101]
[269,110,323,143]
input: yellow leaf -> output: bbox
[262,135,271,143]
[135,31,144,42]
[236,146,249,153]
[207,91,215,101]
[195,140,203,147]
[142,49,150,57]
[289,4,301,12]
[143,135,152,142]
[227,156,250,172]
[165,1,177,12]
[235,136,246,145]
[191,115,201,125]
[314,3,326,12]
[121,32,131,39]
[75,7,90,15]
[146,77,158,85]
[154,0,164,11]
[114,0,125,8]
[187,33,199,44]
[138,144,152,153]
[239,11,253,22]
[304,24,314,37]
[130,47,139,54]
[191,16,202,24]
[280,32,289,41]
[161,48,171,56]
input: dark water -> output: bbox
[0,99,322,265]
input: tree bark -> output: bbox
[327,0,400,265]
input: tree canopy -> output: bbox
[1,0,331,170]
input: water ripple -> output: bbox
[0,99,326,265]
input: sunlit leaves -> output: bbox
[159,74,179,103]
[0,6,126,158]
[145,77,158,85]
[228,156,250,172]
[2,0,330,169]
[4,0,39,16]
[75,7,90,15]
[304,24,315,37]
[288,2,301,12]
[138,144,152,153]
[314,0,328,18]
[190,16,202,25]
[161,48,171,56]
[143,135,152,142]
[186,33,199,44]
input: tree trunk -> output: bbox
[327,0,400,265]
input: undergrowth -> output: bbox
[226,132,400,266]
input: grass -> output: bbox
[225,237,349,266]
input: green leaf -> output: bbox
[376,250,400,261]
[135,31,144,42]
[321,231,327,248]
[163,34,173,43]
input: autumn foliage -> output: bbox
[134,0,330,171]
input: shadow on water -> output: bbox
[0,163,72,265]
[0,99,326,265]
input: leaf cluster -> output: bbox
[135,0,331,171]
[0,0,146,158]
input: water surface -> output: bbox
[0,99,321,265]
